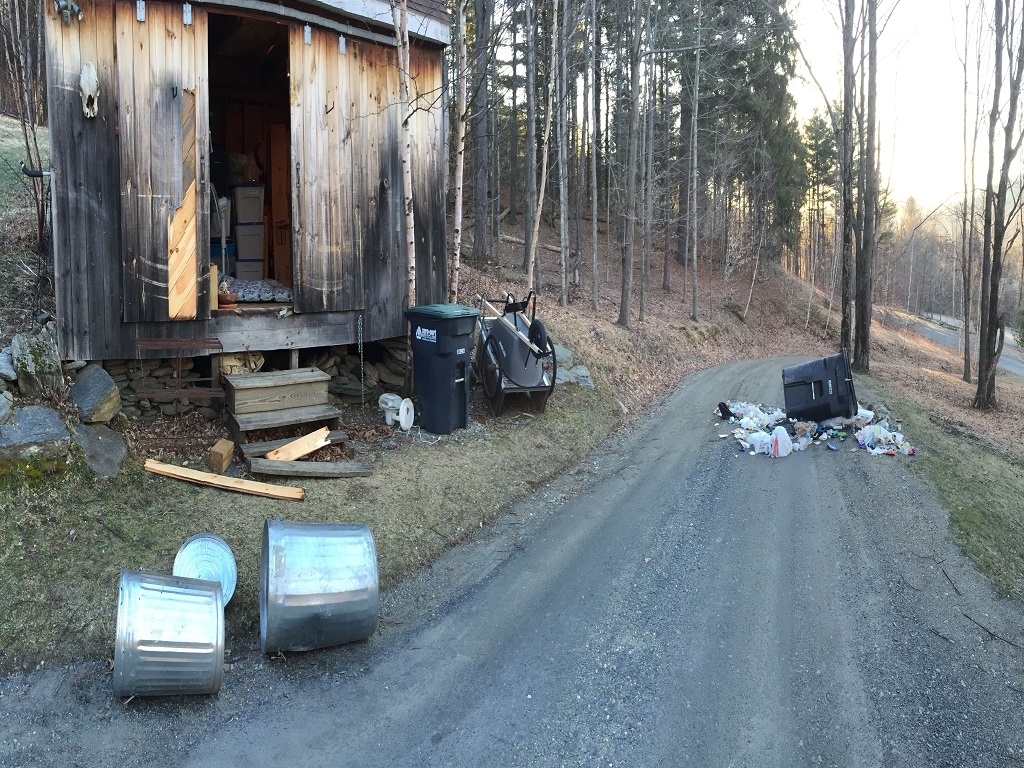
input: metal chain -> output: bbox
[358,314,365,409]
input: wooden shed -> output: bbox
[43,0,449,362]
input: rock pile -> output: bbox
[313,340,408,406]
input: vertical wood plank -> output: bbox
[270,122,293,286]
[291,24,363,314]
[193,7,212,319]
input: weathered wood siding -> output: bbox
[351,41,404,341]
[46,3,446,361]
[45,0,122,361]
[117,2,210,322]
[409,42,447,308]
[290,24,364,313]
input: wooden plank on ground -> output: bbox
[240,430,348,458]
[266,426,330,461]
[144,458,304,500]
[249,458,372,478]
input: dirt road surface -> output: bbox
[3,357,1023,767]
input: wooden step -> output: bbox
[248,458,372,478]
[226,403,342,444]
[224,367,329,414]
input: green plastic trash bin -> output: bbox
[405,304,480,434]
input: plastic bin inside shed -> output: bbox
[782,349,858,422]
[405,304,480,434]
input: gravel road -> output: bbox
[3,357,1023,767]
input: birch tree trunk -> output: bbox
[557,0,570,306]
[449,0,469,303]
[523,0,538,273]
[393,0,416,394]
[526,0,558,292]
[392,0,415,312]
[840,0,855,353]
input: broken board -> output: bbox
[240,430,348,459]
[144,459,304,500]
[266,426,331,461]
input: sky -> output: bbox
[788,0,970,212]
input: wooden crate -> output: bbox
[223,367,329,415]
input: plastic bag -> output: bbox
[770,426,793,457]
[747,431,772,455]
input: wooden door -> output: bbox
[289,24,364,313]
[117,1,210,321]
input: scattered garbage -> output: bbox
[717,398,915,459]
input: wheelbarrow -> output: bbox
[472,292,557,416]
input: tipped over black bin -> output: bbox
[782,349,858,422]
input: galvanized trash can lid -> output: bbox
[173,533,237,605]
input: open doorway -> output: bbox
[207,13,293,299]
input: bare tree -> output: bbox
[471,0,493,266]
[974,0,1024,409]
[852,0,878,372]
[616,0,647,328]
[449,0,470,302]
[590,0,599,311]
[557,0,569,306]
[840,0,856,354]
[0,0,47,252]
[526,0,558,292]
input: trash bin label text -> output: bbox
[415,326,437,343]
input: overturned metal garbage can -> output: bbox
[260,520,379,654]
[113,570,225,697]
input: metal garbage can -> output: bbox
[782,349,858,422]
[260,520,379,654]
[113,570,225,697]
[405,303,480,434]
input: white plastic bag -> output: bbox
[770,426,793,457]
[747,431,772,455]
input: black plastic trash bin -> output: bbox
[405,303,480,434]
[782,349,858,422]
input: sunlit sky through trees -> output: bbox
[789,0,971,213]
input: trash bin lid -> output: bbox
[405,303,480,321]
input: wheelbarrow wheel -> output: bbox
[531,338,557,413]
[482,335,505,416]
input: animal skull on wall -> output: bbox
[79,61,99,119]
